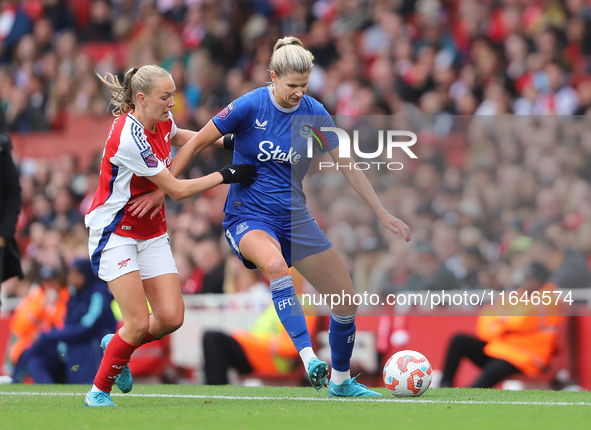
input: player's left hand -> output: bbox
[380,213,411,242]
[128,188,166,219]
[218,164,258,186]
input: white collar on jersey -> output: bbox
[268,85,301,113]
[127,112,144,129]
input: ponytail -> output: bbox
[97,65,171,116]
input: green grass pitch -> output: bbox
[1,384,590,430]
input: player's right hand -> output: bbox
[218,164,257,186]
[380,213,411,242]
[128,188,166,219]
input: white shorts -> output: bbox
[88,230,178,282]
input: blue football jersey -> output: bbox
[213,86,338,219]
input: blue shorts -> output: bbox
[223,213,333,269]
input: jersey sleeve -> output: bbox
[212,95,251,135]
[319,110,339,152]
[114,122,166,177]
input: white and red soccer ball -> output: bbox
[383,350,433,397]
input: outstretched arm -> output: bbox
[170,127,225,149]
[169,120,223,177]
[328,147,411,242]
[128,121,224,217]
[147,168,224,201]
[147,162,256,201]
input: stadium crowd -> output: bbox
[2,0,591,306]
[2,0,591,131]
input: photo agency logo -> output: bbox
[302,125,418,171]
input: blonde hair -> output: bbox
[269,36,315,77]
[97,65,171,116]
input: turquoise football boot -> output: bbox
[84,389,116,407]
[328,374,382,397]
[101,334,133,393]
[307,357,329,391]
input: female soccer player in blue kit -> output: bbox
[135,37,411,397]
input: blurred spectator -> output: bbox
[431,221,463,279]
[112,0,139,40]
[8,264,69,382]
[186,238,226,294]
[32,17,54,56]
[163,0,187,24]
[459,246,483,290]
[308,20,338,69]
[0,1,33,63]
[396,241,459,291]
[202,305,317,385]
[574,79,591,115]
[128,2,176,67]
[42,0,76,33]
[1,0,591,130]
[352,235,383,294]
[533,62,578,115]
[180,5,205,50]
[49,186,83,232]
[440,263,563,388]
[79,0,113,42]
[531,237,591,290]
[18,258,116,384]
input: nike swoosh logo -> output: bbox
[330,388,341,397]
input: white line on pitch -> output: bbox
[0,391,590,407]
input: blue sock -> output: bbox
[329,312,356,372]
[271,275,312,352]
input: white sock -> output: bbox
[299,347,316,372]
[90,384,103,393]
[331,369,351,385]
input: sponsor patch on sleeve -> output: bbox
[140,148,159,168]
[217,102,236,120]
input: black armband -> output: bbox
[223,134,235,151]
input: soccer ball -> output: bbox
[383,350,433,397]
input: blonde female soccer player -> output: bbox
[135,38,411,397]
[84,65,256,406]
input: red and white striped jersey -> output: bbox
[85,112,178,240]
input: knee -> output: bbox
[170,314,184,332]
[450,334,472,349]
[267,259,289,280]
[158,309,184,335]
[124,317,150,340]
